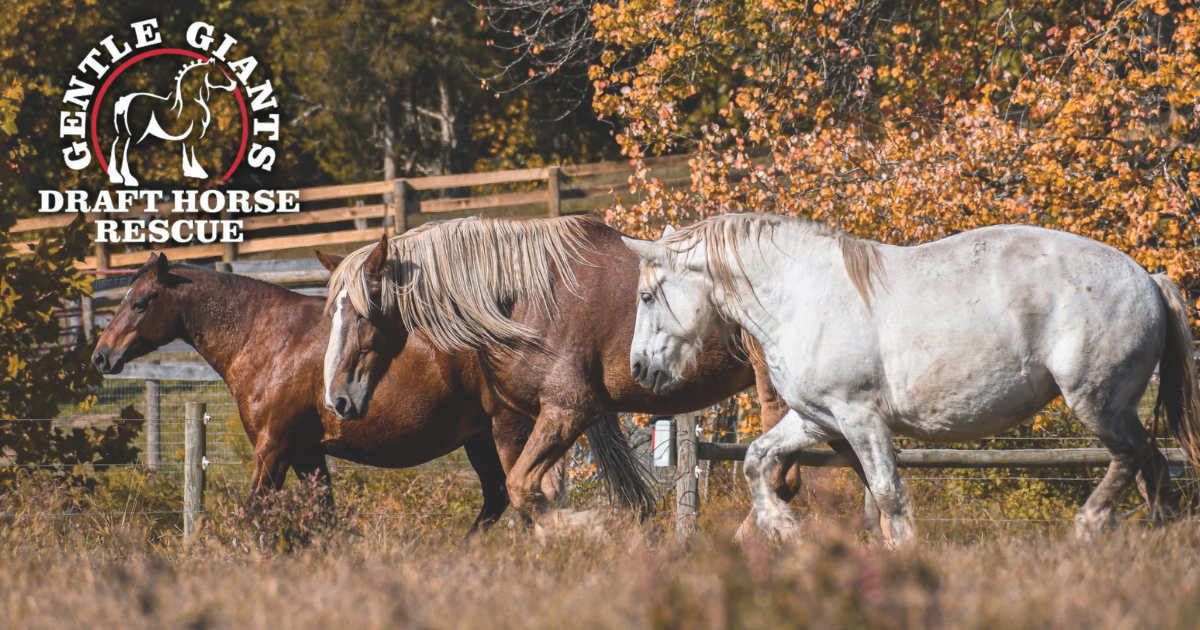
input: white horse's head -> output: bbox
[622,225,717,394]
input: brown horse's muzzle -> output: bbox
[325,379,371,421]
[92,345,125,374]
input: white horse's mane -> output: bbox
[326,215,594,353]
[658,213,886,314]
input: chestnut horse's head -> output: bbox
[318,238,408,421]
[93,253,191,374]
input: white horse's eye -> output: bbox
[640,291,653,304]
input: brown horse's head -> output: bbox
[92,253,190,374]
[317,240,409,421]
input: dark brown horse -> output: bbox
[323,216,871,532]
[91,252,648,533]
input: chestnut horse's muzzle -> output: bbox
[325,382,371,421]
[92,348,124,374]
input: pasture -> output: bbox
[1,376,1197,629]
[3,454,1200,629]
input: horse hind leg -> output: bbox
[1067,396,1159,539]
[182,144,208,179]
[1132,418,1181,525]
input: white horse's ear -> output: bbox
[622,236,667,262]
[660,224,676,239]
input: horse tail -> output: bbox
[1150,273,1200,471]
[586,414,658,519]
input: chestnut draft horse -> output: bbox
[323,216,872,534]
[92,253,649,534]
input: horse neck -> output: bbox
[710,227,840,344]
[173,271,304,379]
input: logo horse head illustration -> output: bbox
[107,58,237,187]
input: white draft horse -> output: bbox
[624,214,1200,545]
[107,58,236,186]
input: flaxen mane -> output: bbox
[327,215,593,353]
[659,213,887,314]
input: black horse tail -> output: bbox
[586,414,658,518]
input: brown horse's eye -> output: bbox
[131,300,149,312]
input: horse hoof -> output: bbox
[1072,511,1116,542]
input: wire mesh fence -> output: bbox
[3,375,1194,537]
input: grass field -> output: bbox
[2,461,1199,630]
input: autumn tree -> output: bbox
[584,0,1200,306]
[0,79,137,479]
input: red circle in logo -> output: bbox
[90,48,250,182]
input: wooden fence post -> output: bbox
[184,402,207,541]
[548,166,561,218]
[79,292,95,347]
[676,411,699,539]
[394,180,413,234]
[84,239,109,340]
[144,378,161,470]
[219,209,237,272]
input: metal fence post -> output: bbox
[145,378,161,470]
[676,411,699,539]
[184,402,207,541]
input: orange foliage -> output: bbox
[591,0,1200,313]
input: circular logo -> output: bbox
[90,49,249,186]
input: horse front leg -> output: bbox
[839,416,915,547]
[250,431,293,497]
[744,352,880,537]
[290,452,333,509]
[107,137,125,184]
[463,431,511,536]
[118,137,137,186]
[505,403,598,537]
[743,410,836,540]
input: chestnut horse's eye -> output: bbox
[131,300,149,312]
[640,291,653,304]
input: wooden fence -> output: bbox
[9,154,691,271]
[13,154,691,339]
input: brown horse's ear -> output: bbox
[363,235,389,304]
[364,235,388,283]
[153,252,170,282]
[315,250,344,272]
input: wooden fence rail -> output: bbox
[662,414,1191,536]
[696,442,1190,468]
[10,154,693,271]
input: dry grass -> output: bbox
[2,467,1200,630]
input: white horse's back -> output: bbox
[871,225,1164,440]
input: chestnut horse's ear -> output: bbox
[363,235,389,285]
[315,250,344,272]
[153,252,170,282]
